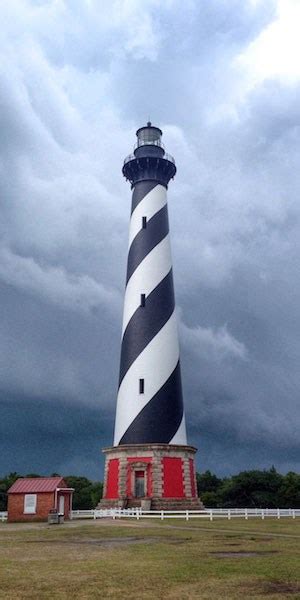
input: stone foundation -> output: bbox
[99,444,203,510]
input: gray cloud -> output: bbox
[0,0,299,478]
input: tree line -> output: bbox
[0,467,299,511]
[197,467,300,508]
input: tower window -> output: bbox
[142,216,147,229]
[140,293,146,307]
[139,378,145,394]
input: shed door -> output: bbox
[59,495,65,515]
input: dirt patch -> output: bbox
[223,542,241,546]
[166,537,192,545]
[246,580,300,596]
[262,581,300,595]
[211,550,278,558]
[249,536,273,542]
[25,536,160,548]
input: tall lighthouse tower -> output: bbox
[101,123,202,509]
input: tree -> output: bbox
[197,470,222,494]
[219,468,283,508]
[278,472,300,508]
[90,482,103,507]
[197,470,223,507]
[0,472,21,510]
[64,476,102,509]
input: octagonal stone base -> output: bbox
[99,444,203,510]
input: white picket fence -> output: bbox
[71,508,300,521]
[1,509,299,523]
[0,512,7,522]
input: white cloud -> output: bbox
[180,321,247,361]
[238,0,300,85]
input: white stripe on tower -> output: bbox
[122,210,172,334]
[128,184,167,248]
[114,312,180,445]
[114,123,187,446]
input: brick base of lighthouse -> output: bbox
[99,444,203,510]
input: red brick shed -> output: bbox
[7,477,74,522]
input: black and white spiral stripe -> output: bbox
[114,181,187,446]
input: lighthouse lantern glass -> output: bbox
[137,126,162,147]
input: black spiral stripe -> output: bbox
[119,269,175,385]
[131,180,158,214]
[119,361,184,445]
[126,204,169,284]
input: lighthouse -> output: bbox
[101,123,202,509]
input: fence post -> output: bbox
[210,510,213,521]
[262,510,265,520]
[292,510,295,519]
[228,510,231,520]
[277,508,280,520]
[161,510,164,521]
[245,509,248,520]
[186,510,189,521]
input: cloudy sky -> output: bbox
[0,0,299,480]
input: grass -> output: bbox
[0,518,299,599]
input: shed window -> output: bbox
[24,494,37,514]
[139,378,145,394]
[142,216,147,229]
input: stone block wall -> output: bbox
[100,444,203,510]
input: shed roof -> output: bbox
[8,477,67,494]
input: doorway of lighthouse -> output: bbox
[134,471,145,497]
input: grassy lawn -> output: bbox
[0,518,299,599]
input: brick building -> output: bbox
[7,477,74,522]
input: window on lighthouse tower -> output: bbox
[142,216,147,229]
[140,293,146,307]
[139,379,145,394]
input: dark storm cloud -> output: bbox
[0,282,120,403]
[0,0,299,478]
[0,395,112,477]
